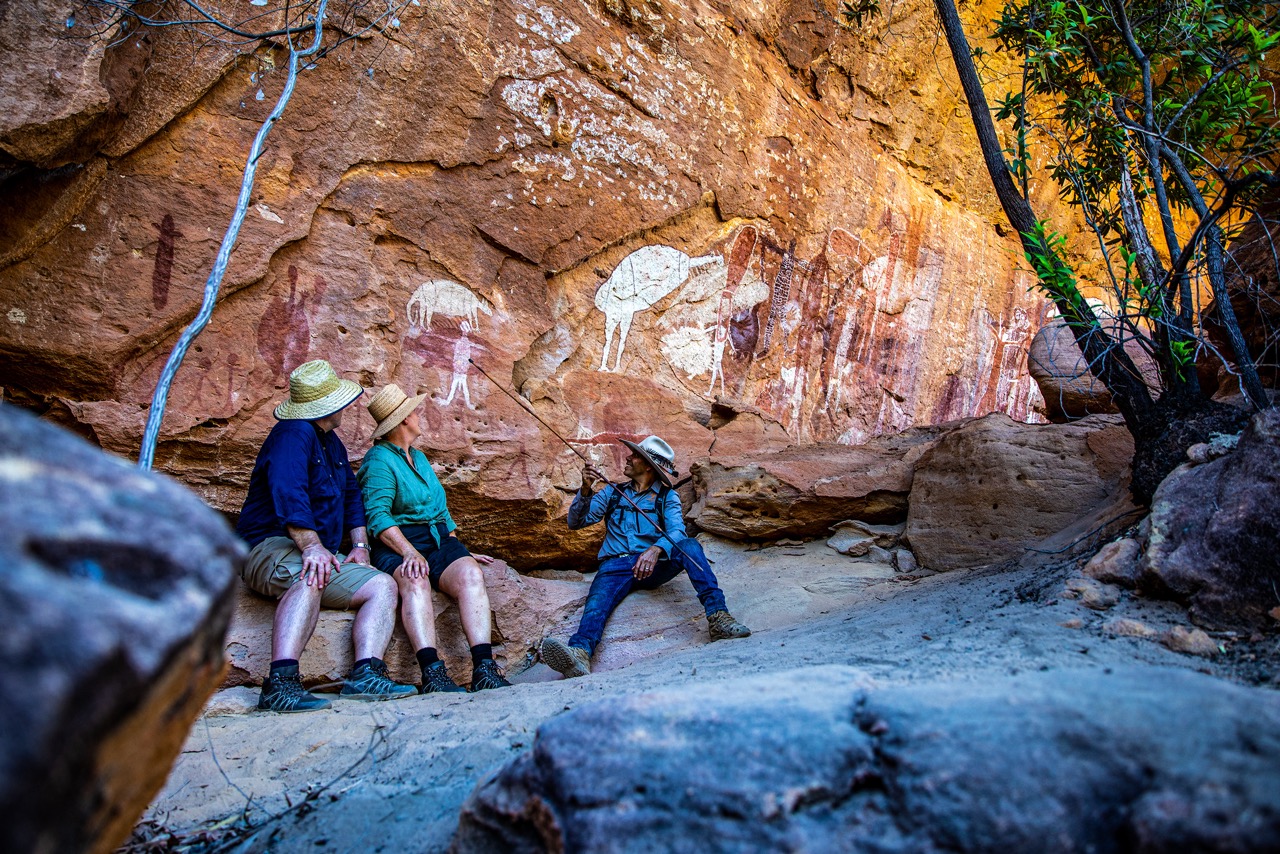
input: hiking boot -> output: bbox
[707,610,751,641]
[420,660,467,694]
[540,638,591,678]
[341,659,416,700]
[470,658,512,692]
[258,665,332,713]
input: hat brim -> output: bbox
[370,392,428,440]
[274,380,363,421]
[619,438,675,487]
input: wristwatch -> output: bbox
[351,542,369,550]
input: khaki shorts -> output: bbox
[242,536,383,610]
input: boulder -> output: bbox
[453,666,1280,852]
[1082,537,1142,588]
[689,427,943,540]
[222,559,586,689]
[1028,315,1159,422]
[1141,408,1280,630]
[0,403,242,854]
[905,413,1134,571]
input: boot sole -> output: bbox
[258,701,333,713]
[341,690,417,701]
[541,639,590,678]
[710,630,751,641]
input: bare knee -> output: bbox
[358,572,399,608]
[396,571,434,603]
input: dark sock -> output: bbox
[269,658,299,675]
[470,643,493,666]
[416,647,440,669]
[354,657,374,670]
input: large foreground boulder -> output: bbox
[1142,407,1280,630]
[906,413,1134,571]
[453,666,1280,852]
[0,403,242,853]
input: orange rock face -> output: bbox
[1,0,1065,565]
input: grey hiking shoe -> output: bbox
[258,665,331,713]
[341,659,416,700]
[541,638,591,678]
[420,660,466,694]
[707,610,751,641]
[470,659,512,692]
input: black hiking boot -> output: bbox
[540,638,591,678]
[420,660,467,694]
[470,659,512,692]
[341,659,416,701]
[258,665,332,713]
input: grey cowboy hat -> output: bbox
[274,360,363,421]
[619,435,678,487]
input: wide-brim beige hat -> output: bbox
[620,435,678,487]
[367,383,428,440]
[274,360,363,421]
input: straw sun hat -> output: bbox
[367,383,428,440]
[274,360,363,421]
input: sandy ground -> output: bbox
[128,532,1280,852]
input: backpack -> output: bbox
[603,481,671,533]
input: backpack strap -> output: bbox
[604,482,671,533]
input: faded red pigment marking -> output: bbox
[257,265,317,381]
[151,214,183,310]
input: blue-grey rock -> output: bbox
[0,402,243,853]
[454,665,1280,853]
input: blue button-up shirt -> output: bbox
[567,481,686,559]
[236,419,366,552]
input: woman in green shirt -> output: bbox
[358,383,511,693]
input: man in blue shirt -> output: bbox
[237,360,415,711]
[540,436,750,678]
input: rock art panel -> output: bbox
[594,244,720,372]
[0,0,1077,562]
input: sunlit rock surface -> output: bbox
[0,0,1084,563]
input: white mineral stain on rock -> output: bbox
[254,203,284,224]
[7,308,27,324]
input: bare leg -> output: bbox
[348,573,398,661]
[272,580,323,661]
[438,557,492,647]
[395,568,439,651]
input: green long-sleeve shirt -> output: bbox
[357,441,457,542]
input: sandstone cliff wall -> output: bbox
[1,0,1068,564]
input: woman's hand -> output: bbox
[400,549,430,579]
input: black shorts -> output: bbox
[371,522,472,591]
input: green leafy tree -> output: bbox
[927,0,1279,501]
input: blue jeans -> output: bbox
[568,537,727,656]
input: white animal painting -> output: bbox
[407,279,494,330]
[594,244,720,372]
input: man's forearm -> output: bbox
[286,524,324,553]
[348,526,369,549]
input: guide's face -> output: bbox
[624,451,650,479]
